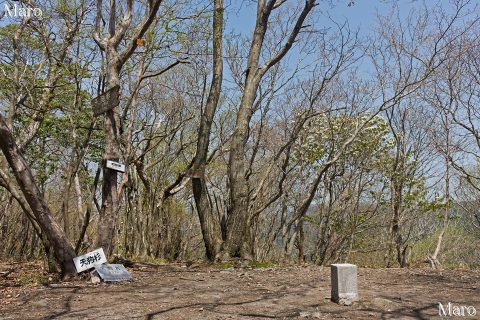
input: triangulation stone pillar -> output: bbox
[331,263,359,305]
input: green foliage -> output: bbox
[410,224,480,269]
[0,22,103,185]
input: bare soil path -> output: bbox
[1,262,479,319]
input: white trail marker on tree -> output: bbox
[105,160,125,173]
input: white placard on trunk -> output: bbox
[105,160,126,173]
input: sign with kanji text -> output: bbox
[91,85,120,117]
[95,264,132,282]
[73,248,107,273]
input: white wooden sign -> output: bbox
[105,160,125,173]
[73,248,107,273]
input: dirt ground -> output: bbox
[0,262,479,320]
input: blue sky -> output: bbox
[223,0,456,39]
[224,1,395,37]
[219,0,436,81]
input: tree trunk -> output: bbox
[93,60,121,257]
[0,115,76,277]
[192,0,224,261]
[223,1,267,259]
[429,139,451,269]
[297,218,305,263]
[224,83,257,258]
[92,0,163,258]
[223,0,316,260]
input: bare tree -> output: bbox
[224,0,317,259]
[92,0,164,256]
[191,0,224,261]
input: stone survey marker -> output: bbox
[331,263,359,305]
[73,248,107,273]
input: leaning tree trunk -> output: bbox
[0,115,77,277]
[192,0,224,261]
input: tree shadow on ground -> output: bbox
[358,302,438,320]
[144,300,440,320]
[144,298,311,319]
[41,287,79,319]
